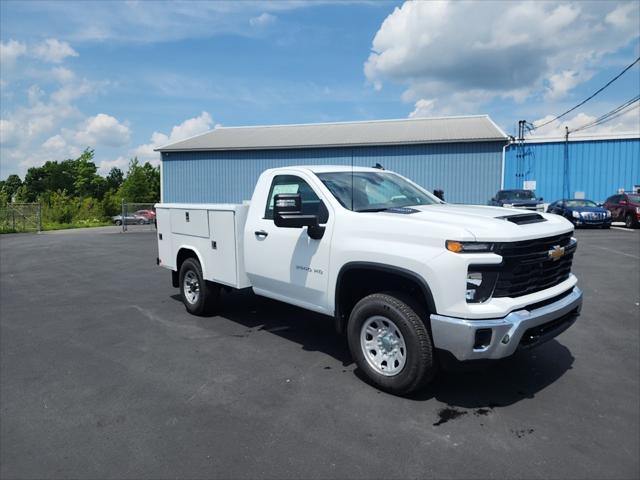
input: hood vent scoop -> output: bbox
[386,207,420,214]
[499,213,547,225]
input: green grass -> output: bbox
[41,220,113,231]
[0,220,113,234]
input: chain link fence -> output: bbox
[117,202,157,232]
[0,203,42,233]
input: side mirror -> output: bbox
[539,197,544,202]
[491,197,496,202]
[274,191,324,233]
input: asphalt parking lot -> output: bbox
[1,226,638,479]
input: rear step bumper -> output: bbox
[430,286,582,361]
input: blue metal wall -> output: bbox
[162,142,505,205]
[504,138,639,203]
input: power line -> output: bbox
[570,95,640,134]
[532,56,640,130]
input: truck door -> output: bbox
[244,173,333,314]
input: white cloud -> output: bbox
[250,12,277,27]
[0,36,133,175]
[42,134,67,151]
[409,98,436,118]
[50,66,75,83]
[1,1,322,44]
[365,1,640,115]
[545,70,588,101]
[0,39,27,66]
[530,105,640,137]
[129,112,213,167]
[98,156,129,173]
[72,113,130,148]
[96,112,214,174]
[32,38,78,63]
[0,119,20,147]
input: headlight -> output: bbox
[572,211,581,219]
[466,270,499,303]
[503,203,514,208]
[446,240,495,253]
[536,204,545,211]
[606,210,612,217]
[636,207,640,214]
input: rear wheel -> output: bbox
[114,219,122,226]
[347,292,435,395]
[138,219,145,225]
[179,258,220,315]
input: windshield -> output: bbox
[629,194,640,203]
[316,171,439,212]
[498,190,536,200]
[565,200,597,207]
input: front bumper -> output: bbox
[430,286,582,361]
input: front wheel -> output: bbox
[625,213,637,229]
[347,292,435,395]
[179,258,220,315]
[114,219,122,226]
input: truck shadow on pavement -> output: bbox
[173,289,575,409]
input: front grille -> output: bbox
[492,232,575,298]
[580,212,607,221]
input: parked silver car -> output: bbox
[112,214,149,226]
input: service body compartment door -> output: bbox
[156,208,174,269]
[207,210,237,286]
[170,209,209,237]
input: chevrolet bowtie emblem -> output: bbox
[548,245,565,261]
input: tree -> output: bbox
[106,167,124,191]
[118,158,160,203]
[72,148,98,198]
[3,174,22,200]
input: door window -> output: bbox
[264,175,324,220]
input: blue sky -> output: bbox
[1,0,638,177]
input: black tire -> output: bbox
[625,213,636,229]
[347,292,435,395]
[114,219,122,226]
[138,219,145,225]
[179,257,220,315]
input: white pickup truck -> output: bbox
[156,165,582,394]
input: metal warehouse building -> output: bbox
[504,133,640,203]
[157,116,509,205]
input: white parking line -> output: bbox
[591,245,640,260]
[611,226,637,232]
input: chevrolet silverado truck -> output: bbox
[156,166,582,394]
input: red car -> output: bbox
[134,209,156,221]
[603,193,640,228]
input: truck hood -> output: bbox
[376,204,573,242]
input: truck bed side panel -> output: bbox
[208,211,238,286]
[156,208,174,269]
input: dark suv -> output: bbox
[603,193,640,228]
[489,189,544,211]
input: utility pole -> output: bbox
[516,120,526,186]
[563,126,570,200]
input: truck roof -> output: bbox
[268,165,384,174]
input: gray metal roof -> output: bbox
[156,115,508,152]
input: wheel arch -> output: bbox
[175,246,207,281]
[334,261,437,334]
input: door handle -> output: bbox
[254,230,268,238]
